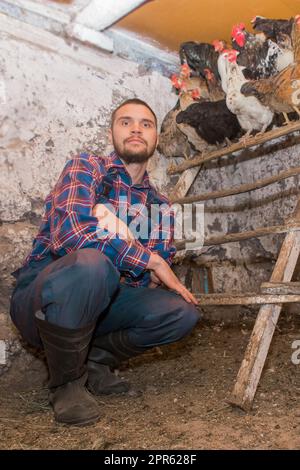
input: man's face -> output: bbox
[109,103,158,164]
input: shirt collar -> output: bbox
[105,151,151,189]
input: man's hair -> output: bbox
[111,98,157,128]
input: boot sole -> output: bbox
[88,384,130,395]
[55,412,101,427]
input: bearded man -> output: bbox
[10,99,200,426]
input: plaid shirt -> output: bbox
[24,152,176,287]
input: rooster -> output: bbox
[231,22,293,78]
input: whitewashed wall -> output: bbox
[0,13,176,369]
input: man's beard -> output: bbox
[112,137,156,164]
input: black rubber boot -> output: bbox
[35,311,100,426]
[87,330,146,395]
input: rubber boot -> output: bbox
[87,330,146,395]
[35,311,100,426]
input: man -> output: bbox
[10,98,200,426]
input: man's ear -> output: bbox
[108,129,112,144]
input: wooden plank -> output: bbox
[260,282,300,295]
[194,293,300,305]
[230,199,300,410]
[167,121,300,175]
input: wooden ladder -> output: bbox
[229,198,300,410]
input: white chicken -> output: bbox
[218,49,274,136]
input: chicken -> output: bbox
[218,49,274,135]
[171,64,210,106]
[203,68,225,101]
[176,100,241,145]
[179,41,220,80]
[158,101,192,159]
[251,16,294,44]
[162,63,214,156]
[291,15,300,61]
[252,17,295,71]
[240,62,300,124]
[231,23,293,78]
[179,76,210,109]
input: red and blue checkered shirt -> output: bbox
[24,152,176,287]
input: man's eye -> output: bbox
[143,122,152,128]
[121,120,130,126]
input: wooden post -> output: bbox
[230,199,300,410]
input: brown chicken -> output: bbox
[157,101,192,159]
[203,69,225,101]
[179,76,210,109]
[241,62,300,123]
[291,15,300,61]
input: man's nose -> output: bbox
[130,122,142,134]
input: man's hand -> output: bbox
[147,253,198,305]
[93,204,135,241]
[148,271,162,289]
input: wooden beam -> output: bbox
[75,0,148,31]
[194,293,300,305]
[260,281,300,295]
[230,199,300,411]
[170,167,300,204]
[170,166,203,259]
[174,223,300,251]
[169,166,201,202]
[167,121,300,175]
[204,222,300,247]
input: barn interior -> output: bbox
[0,0,300,450]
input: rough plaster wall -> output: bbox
[0,27,176,371]
[1,13,300,372]
[189,136,300,299]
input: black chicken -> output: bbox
[176,100,241,145]
[179,42,220,80]
[251,16,294,44]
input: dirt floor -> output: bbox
[0,314,299,450]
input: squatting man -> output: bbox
[10,98,201,426]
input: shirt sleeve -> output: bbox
[145,197,177,266]
[49,155,151,278]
